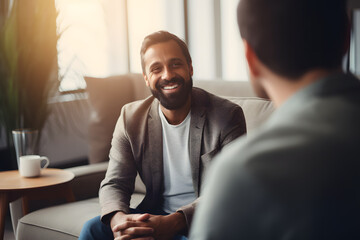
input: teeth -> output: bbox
[163,84,178,90]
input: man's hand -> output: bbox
[111,211,187,240]
[144,212,187,240]
[111,211,154,240]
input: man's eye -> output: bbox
[152,67,161,73]
[172,62,182,67]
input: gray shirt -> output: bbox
[190,73,360,239]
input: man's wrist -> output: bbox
[110,211,126,228]
[166,211,187,235]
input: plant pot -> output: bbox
[12,129,39,169]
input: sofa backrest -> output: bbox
[84,74,150,164]
[193,80,274,133]
[85,73,275,164]
[227,97,274,132]
[194,79,256,97]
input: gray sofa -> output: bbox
[10,74,274,240]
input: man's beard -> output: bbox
[150,76,193,110]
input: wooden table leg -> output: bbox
[22,196,29,215]
[63,183,75,202]
[0,192,9,240]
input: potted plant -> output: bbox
[0,0,59,170]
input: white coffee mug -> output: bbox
[19,155,50,178]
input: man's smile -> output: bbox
[162,83,179,90]
[161,83,182,94]
[157,78,184,94]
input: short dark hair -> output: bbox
[237,0,349,79]
[140,31,192,74]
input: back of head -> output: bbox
[237,0,349,79]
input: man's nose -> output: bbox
[162,66,175,80]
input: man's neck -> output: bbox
[160,97,191,125]
[262,69,341,108]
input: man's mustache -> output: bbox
[156,77,185,90]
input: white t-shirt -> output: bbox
[159,106,196,213]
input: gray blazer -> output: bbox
[190,73,360,239]
[99,87,246,227]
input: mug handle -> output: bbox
[40,157,50,169]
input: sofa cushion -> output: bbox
[17,198,99,240]
[226,97,274,132]
[17,194,145,240]
[85,74,150,164]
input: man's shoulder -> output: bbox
[192,87,242,112]
[122,95,155,117]
[191,88,246,132]
[119,96,157,135]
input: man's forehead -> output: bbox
[143,40,185,62]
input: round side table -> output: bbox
[0,168,75,240]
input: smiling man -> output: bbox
[79,31,246,240]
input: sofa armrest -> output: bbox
[66,162,108,201]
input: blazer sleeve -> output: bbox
[220,104,247,147]
[176,104,247,231]
[176,197,201,233]
[99,106,138,224]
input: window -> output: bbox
[187,0,248,81]
[56,1,360,92]
[220,0,248,81]
[56,0,109,91]
[187,0,217,80]
[56,0,250,92]
[127,0,185,73]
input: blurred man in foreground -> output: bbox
[190,0,360,239]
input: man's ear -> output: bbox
[243,40,260,77]
[189,63,194,77]
[143,73,150,87]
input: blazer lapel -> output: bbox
[146,89,206,198]
[147,99,164,198]
[189,89,206,196]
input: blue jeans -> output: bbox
[78,208,188,240]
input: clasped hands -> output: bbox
[111,211,186,240]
